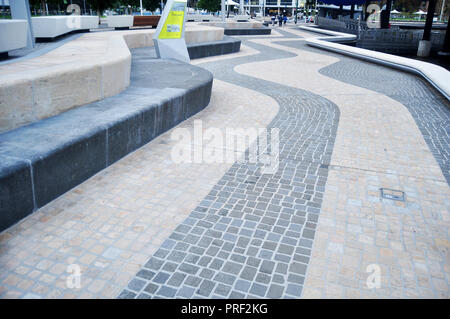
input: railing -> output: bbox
[316,16,445,53]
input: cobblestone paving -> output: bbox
[277,39,450,185]
[244,32,449,298]
[119,39,340,298]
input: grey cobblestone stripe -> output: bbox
[118,35,340,299]
[276,39,450,185]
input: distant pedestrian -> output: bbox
[271,15,275,26]
[278,15,282,27]
[283,15,287,25]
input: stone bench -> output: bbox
[0,58,213,232]
[300,25,450,100]
[0,19,28,55]
[133,15,161,28]
[186,14,218,22]
[31,15,99,40]
[107,15,134,29]
[200,21,271,36]
[235,15,250,22]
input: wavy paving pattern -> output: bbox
[118,38,340,298]
[320,60,450,185]
[276,39,450,185]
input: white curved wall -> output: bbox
[0,19,28,53]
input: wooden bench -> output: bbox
[133,16,161,28]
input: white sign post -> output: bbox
[10,0,34,49]
[153,0,190,63]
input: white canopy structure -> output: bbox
[226,0,239,5]
[414,10,427,15]
[390,9,400,14]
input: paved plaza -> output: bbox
[0,27,449,299]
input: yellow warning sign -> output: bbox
[158,1,186,39]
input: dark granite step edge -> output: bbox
[0,62,213,232]
[187,36,241,59]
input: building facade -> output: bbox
[237,0,309,16]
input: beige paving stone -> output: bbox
[234,36,449,299]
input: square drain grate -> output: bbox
[380,188,406,202]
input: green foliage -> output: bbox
[392,0,423,13]
[87,0,116,14]
[197,0,220,13]
[128,0,164,12]
[28,0,62,10]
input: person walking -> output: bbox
[278,15,282,27]
[271,15,275,26]
[283,15,287,25]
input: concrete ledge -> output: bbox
[224,28,271,36]
[0,25,224,133]
[234,15,251,22]
[133,15,160,27]
[300,26,450,101]
[0,58,213,232]
[200,21,271,36]
[186,14,219,22]
[201,21,264,29]
[107,15,134,28]
[0,20,28,53]
[32,16,99,39]
[187,36,241,59]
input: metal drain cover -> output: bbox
[380,188,406,202]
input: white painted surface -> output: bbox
[106,15,134,28]
[0,19,28,53]
[32,16,99,38]
[300,26,450,101]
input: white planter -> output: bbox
[235,15,250,21]
[78,16,99,30]
[0,19,28,53]
[32,16,99,38]
[186,14,217,22]
[107,15,134,28]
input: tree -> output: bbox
[87,0,116,17]
[197,0,220,13]
[130,0,162,12]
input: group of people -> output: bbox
[271,14,288,27]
